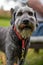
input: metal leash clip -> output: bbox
[21,48,25,60]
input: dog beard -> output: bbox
[20,29,32,39]
[18,22,34,39]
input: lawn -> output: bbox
[25,49,43,65]
[0,18,10,26]
[0,18,43,65]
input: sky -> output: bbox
[0,0,43,11]
[0,0,18,10]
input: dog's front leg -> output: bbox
[19,44,30,65]
[5,42,17,65]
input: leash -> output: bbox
[13,26,25,60]
[21,39,25,60]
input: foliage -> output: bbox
[0,10,11,20]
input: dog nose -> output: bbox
[23,19,29,24]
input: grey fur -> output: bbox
[0,6,36,65]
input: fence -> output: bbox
[30,36,43,52]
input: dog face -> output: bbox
[15,6,36,39]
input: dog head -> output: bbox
[14,6,37,39]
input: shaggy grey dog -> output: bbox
[0,6,37,65]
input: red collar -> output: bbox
[13,26,25,49]
[13,26,22,40]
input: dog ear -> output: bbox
[34,11,39,27]
[10,8,14,18]
[10,6,20,25]
[10,12,16,25]
[34,11,37,21]
[10,8,16,21]
[10,8,16,25]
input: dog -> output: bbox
[0,6,37,65]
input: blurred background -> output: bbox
[0,0,43,65]
[0,0,19,26]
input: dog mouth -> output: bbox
[18,23,34,32]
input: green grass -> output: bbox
[24,49,43,65]
[0,18,10,26]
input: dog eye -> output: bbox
[17,12,23,16]
[28,12,33,16]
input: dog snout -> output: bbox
[23,19,29,24]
